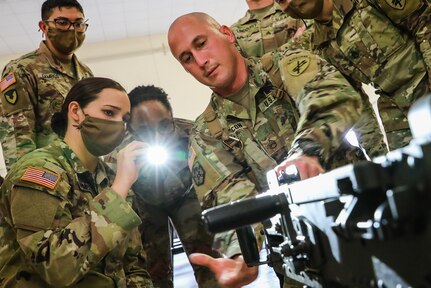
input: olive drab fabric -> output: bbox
[0,41,93,169]
[0,139,153,287]
[105,118,220,288]
[310,0,429,149]
[231,3,311,58]
[189,50,364,257]
[367,0,431,88]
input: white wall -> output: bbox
[0,33,212,176]
[1,33,212,120]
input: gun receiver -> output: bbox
[202,95,431,287]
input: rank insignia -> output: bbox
[286,54,310,76]
[21,167,60,189]
[4,89,18,105]
[384,0,405,9]
[192,161,205,186]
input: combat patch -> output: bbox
[21,167,60,189]
[0,73,16,92]
[4,89,18,105]
[285,54,310,76]
[192,161,205,186]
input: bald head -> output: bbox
[168,12,220,49]
[166,12,248,97]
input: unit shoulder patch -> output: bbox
[376,0,421,22]
[4,89,18,105]
[20,167,60,189]
[384,0,405,10]
[192,161,205,186]
[285,54,310,76]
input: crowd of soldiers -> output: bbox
[0,0,429,287]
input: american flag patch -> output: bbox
[21,167,60,189]
[0,73,16,92]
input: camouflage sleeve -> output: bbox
[124,224,154,287]
[7,174,142,286]
[275,49,363,164]
[0,64,38,169]
[189,117,262,257]
[103,147,119,171]
[368,0,431,87]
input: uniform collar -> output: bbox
[210,59,269,125]
[312,0,354,48]
[54,139,110,186]
[37,41,87,79]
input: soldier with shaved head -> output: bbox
[168,12,367,287]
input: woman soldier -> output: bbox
[0,77,153,287]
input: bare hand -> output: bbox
[275,153,324,180]
[111,141,148,198]
[189,253,258,288]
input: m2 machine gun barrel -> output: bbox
[202,95,431,287]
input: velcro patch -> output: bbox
[0,73,16,92]
[21,167,60,190]
[384,0,405,10]
[258,94,277,112]
[286,54,310,76]
[192,161,205,186]
[4,89,18,105]
[188,147,196,171]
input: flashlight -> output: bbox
[146,145,168,166]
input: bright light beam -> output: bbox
[146,145,168,166]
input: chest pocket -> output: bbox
[231,86,297,163]
[334,4,407,76]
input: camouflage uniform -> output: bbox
[105,118,220,288]
[189,50,363,258]
[0,139,153,287]
[0,41,93,169]
[231,3,310,58]
[310,0,429,149]
[367,0,431,88]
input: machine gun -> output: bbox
[202,95,431,287]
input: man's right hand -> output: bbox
[189,253,258,288]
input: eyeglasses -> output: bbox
[45,18,89,32]
[133,119,175,137]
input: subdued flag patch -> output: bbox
[0,73,16,92]
[21,167,60,189]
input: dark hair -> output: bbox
[41,0,84,20]
[128,85,173,113]
[51,77,126,137]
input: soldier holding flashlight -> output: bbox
[105,85,220,288]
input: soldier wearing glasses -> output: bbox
[0,0,92,170]
[105,85,220,288]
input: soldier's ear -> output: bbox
[219,25,236,44]
[68,101,82,124]
[38,20,48,37]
